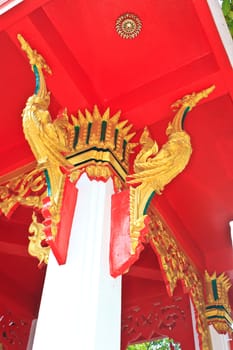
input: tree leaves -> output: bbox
[222,0,231,16]
[221,0,233,37]
[127,338,181,350]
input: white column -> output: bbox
[190,298,201,350]
[26,319,37,350]
[209,325,231,350]
[32,173,122,350]
[206,0,233,67]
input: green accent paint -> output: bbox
[33,65,40,94]
[44,169,51,197]
[114,129,119,149]
[86,123,92,144]
[73,126,80,149]
[100,121,107,141]
[211,279,219,300]
[182,106,190,129]
[143,191,155,215]
[122,139,127,161]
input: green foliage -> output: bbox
[127,338,181,350]
[221,0,233,37]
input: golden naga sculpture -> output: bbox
[17,34,75,263]
[127,85,215,254]
[0,35,136,265]
[18,34,73,200]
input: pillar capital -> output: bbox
[205,271,233,334]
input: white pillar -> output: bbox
[32,173,122,350]
[26,319,37,350]
[190,299,201,350]
[209,325,231,350]
[206,0,233,67]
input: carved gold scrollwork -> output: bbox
[148,207,212,350]
[0,169,46,217]
[29,212,50,265]
[0,167,49,263]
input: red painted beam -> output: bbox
[127,265,164,282]
[0,0,51,31]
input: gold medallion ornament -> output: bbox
[115,13,142,39]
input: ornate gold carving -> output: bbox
[0,168,50,263]
[115,13,142,39]
[0,35,137,265]
[205,271,233,334]
[18,35,136,186]
[171,85,215,111]
[68,105,136,183]
[16,35,83,262]
[148,208,212,350]
[86,165,112,181]
[0,167,50,261]
[29,212,50,265]
[127,86,214,256]
[0,169,46,217]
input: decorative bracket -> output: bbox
[110,85,215,277]
[0,35,136,266]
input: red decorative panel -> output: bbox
[121,292,195,350]
[0,308,31,350]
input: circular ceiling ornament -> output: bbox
[115,13,142,39]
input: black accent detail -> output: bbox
[66,147,128,181]
[114,129,119,150]
[73,126,80,149]
[86,123,92,144]
[100,121,107,142]
[122,139,127,161]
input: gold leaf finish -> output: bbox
[29,212,50,265]
[127,87,214,255]
[205,271,233,334]
[0,35,137,265]
[148,208,212,350]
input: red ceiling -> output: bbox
[0,0,233,344]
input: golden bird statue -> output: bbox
[127,85,215,255]
[18,34,73,206]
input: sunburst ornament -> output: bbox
[115,13,142,39]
